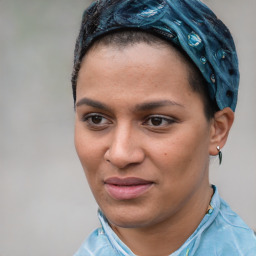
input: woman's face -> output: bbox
[75,43,214,228]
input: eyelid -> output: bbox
[81,112,110,121]
[81,112,113,127]
[142,114,176,127]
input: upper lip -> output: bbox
[104,177,153,186]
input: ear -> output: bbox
[209,107,234,156]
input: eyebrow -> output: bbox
[76,97,112,112]
[76,97,184,112]
[134,100,184,111]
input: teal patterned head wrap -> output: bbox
[72,0,239,111]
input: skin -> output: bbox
[74,43,234,256]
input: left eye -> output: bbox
[143,116,175,127]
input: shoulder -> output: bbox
[73,228,120,256]
[198,198,256,255]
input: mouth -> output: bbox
[104,177,154,200]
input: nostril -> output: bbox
[104,146,145,169]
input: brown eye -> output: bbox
[82,113,112,130]
[143,115,176,128]
[91,115,103,124]
[150,117,163,126]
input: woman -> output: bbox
[72,0,256,255]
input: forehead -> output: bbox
[76,42,201,110]
[79,43,189,85]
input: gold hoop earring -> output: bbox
[217,146,222,165]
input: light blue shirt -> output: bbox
[74,186,256,255]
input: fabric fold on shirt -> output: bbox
[74,185,256,256]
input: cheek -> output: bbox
[150,125,210,180]
[75,125,100,171]
[151,135,194,166]
[74,124,111,190]
[74,129,104,197]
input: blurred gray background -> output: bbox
[0,0,255,255]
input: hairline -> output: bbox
[76,30,217,120]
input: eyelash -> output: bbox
[82,113,112,128]
[142,115,176,127]
[81,113,176,130]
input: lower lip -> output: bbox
[104,183,153,200]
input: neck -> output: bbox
[111,184,213,256]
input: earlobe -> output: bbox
[209,107,234,156]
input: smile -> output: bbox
[104,177,154,200]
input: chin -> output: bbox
[109,216,152,229]
[101,204,161,229]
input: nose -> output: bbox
[104,124,145,169]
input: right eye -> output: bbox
[82,113,112,130]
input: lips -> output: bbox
[104,177,154,200]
